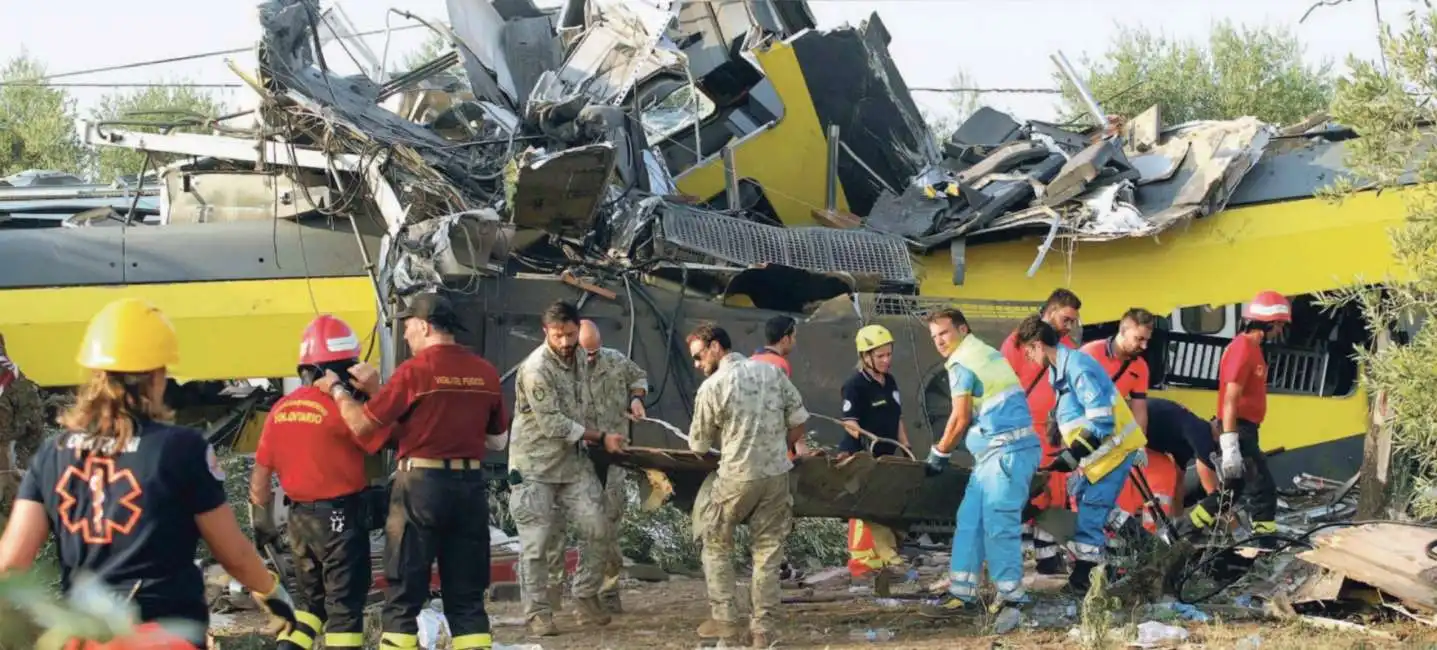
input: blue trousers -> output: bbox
[949,442,1041,603]
[1067,453,1135,564]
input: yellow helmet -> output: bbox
[77,298,180,372]
[855,324,895,354]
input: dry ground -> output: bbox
[212,575,1437,649]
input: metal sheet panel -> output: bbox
[0,220,376,289]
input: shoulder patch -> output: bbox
[892,390,901,405]
[206,445,226,481]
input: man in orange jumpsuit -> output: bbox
[1003,288,1081,575]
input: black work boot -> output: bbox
[1035,554,1066,576]
[1066,560,1097,595]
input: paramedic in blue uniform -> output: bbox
[315,292,509,650]
[920,308,1041,617]
[0,297,296,648]
[1015,314,1145,594]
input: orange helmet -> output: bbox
[1242,291,1292,323]
[298,315,361,366]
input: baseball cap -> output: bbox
[394,292,468,332]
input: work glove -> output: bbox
[253,571,298,636]
[1044,449,1080,473]
[1218,431,1243,482]
[925,448,950,477]
[249,502,279,549]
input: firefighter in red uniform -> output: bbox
[1178,290,1291,544]
[249,315,389,650]
[315,292,509,650]
[1003,288,1082,574]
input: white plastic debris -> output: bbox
[417,605,450,650]
[1130,621,1188,648]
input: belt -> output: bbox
[398,457,484,471]
[289,491,364,509]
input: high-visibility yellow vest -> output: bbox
[1058,391,1147,482]
[946,333,1024,421]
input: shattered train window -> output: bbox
[638,80,716,142]
[1178,305,1226,336]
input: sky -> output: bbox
[0,0,1417,126]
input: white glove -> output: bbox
[1218,432,1243,481]
[486,431,510,451]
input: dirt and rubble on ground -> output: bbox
[205,556,1437,650]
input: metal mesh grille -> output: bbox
[865,294,1043,321]
[659,207,917,286]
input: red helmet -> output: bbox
[1242,290,1292,323]
[298,315,361,366]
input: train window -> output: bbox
[639,81,717,143]
[1179,305,1226,335]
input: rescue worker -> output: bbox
[0,298,297,648]
[1141,398,1221,515]
[839,325,909,590]
[544,320,646,614]
[751,315,797,376]
[1015,314,1146,594]
[314,291,509,650]
[1179,291,1290,544]
[1003,288,1082,575]
[919,309,1040,616]
[750,316,814,465]
[250,315,390,650]
[687,324,808,648]
[0,332,44,524]
[1079,308,1153,432]
[1079,308,1158,552]
[505,300,623,637]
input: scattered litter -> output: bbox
[418,604,450,650]
[847,628,894,642]
[873,598,904,609]
[993,606,1022,634]
[1130,621,1188,648]
[1147,600,1210,623]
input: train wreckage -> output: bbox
[0,0,1403,542]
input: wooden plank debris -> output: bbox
[1297,523,1437,613]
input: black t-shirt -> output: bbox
[839,370,903,456]
[1145,397,1217,469]
[18,420,228,640]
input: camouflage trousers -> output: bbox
[695,473,792,634]
[0,377,44,470]
[509,464,611,621]
[544,464,627,605]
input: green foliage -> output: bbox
[0,53,85,177]
[1058,22,1334,126]
[400,31,451,73]
[1326,9,1437,517]
[922,69,985,143]
[89,83,226,183]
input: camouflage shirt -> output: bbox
[511,343,589,484]
[580,347,648,438]
[689,352,809,481]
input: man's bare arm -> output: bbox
[249,464,274,506]
[936,395,972,454]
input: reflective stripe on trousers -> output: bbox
[1067,452,1135,565]
[949,443,1040,604]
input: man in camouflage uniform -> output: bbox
[0,333,44,521]
[508,301,625,637]
[545,320,647,614]
[686,324,808,648]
